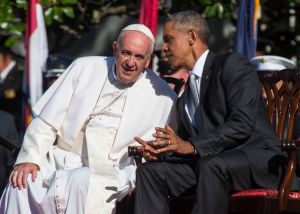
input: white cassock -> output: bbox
[0,56,177,214]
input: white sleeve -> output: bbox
[32,59,80,130]
[15,117,57,168]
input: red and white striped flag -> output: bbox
[138,0,159,38]
[138,0,158,69]
[25,0,48,109]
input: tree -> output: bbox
[257,0,300,65]
[0,0,232,48]
[0,0,299,65]
[0,0,26,47]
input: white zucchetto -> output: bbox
[121,24,155,44]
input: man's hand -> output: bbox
[153,125,195,155]
[10,163,39,189]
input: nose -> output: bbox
[162,42,168,52]
[126,56,135,67]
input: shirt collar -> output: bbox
[1,60,16,81]
[191,50,209,78]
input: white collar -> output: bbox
[191,50,209,78]
[1,60,16,81]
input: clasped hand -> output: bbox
[134,125,194,160]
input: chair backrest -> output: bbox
[258,69,300,142]
[258,68,300,210]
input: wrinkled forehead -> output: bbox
[117,31,153,56]
[115,32,152,56]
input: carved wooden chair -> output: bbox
[229,68,300,213]
[168,69,300,214]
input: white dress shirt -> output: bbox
[0,60,16,82]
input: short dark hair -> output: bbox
[165,11,209,44]
[0,45,13,56]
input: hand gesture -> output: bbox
[152,125,195,155]
[133,138,160,161]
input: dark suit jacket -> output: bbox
[176,52,295,189]
[0,64,23,131]
[0,110,19,194]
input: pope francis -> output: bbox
[0,24,177,214]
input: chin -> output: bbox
[170,64,180,71]
[119,76,134,84]
[168,60,178,69]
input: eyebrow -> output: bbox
[121,49,147,59]
[163,35,172,41]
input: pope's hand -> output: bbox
[134,137,160,161]
[10,163,39,189]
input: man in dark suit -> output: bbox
[134,11,294,214]
[0,45,23,132]
[0,110,19,194]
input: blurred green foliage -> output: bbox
[0,0,26,46]
[0,0,79,46]
[0,0,233,47]
[0,0,299,65]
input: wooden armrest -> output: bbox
[278,139,299,211]
[294,139,300,147]
[281,139,300,151]
[128,146,143,166]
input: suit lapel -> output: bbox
[200,52,215,104]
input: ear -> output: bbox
[112,41,118,55]
[188,30,197,46]
[145,56,151,68]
